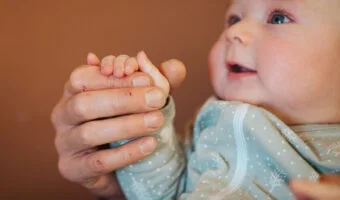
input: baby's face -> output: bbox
[209,0,340,124]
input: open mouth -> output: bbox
[228,63,257,73]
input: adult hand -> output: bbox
[51,53,186,199]
[290,174,340,200]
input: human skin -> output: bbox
[52,0,340,198]
[290,175,340,200]
[100,51,173,97]
[208,0,340,199]
[209,0,340,125]
[50,53,186,199]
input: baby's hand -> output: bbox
[100,52,170,96]
[101,54,139,78]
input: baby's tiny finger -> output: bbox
[125,57,139,75]
[101,55,116,76]
[87,53,100,66]
[137,51,170,95]
[114,55,129,78]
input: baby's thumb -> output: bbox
[158,59,186,94]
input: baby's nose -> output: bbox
[225,19,258,46]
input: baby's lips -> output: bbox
[226,60,256,73]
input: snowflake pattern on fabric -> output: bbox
[268,171,285,193]
[309,171,320,181]
[114,97,340,200]
[128,177,152,200]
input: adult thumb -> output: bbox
[158,59,186,93]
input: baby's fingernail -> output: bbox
[132,76,151,87]
[145,88,165,108]
[139,137,156,154]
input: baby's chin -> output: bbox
[216,89,264,106]
[217,94,290,122]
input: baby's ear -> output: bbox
[137,51,170,95]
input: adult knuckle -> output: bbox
[71,95,90,120]
[119,148,134,163]
[78,125,95,147]
[54,135,64,154]
[82,177,101,190]
[58,159,74,182]
[50,105,59,127]
[82,176,111,193]
[69,66,86,91]
[88,154,107,174]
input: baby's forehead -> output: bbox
[227,0,340,18]
[228,0,339,8]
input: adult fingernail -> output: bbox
[144,112,162,128]
[132,76,151,87]
[140,137,156,154]
[145,88,165,108]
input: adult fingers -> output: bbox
[56,111,164,155]
[158,58,186,93]
[64,66,152,97]
[60,87,166,126]
[58,137,157,182]
[82,174,123,198]
[86,51,187,93]
[290,180,340,200]
[52,70,154,131]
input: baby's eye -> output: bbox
[228,15,241,26]
[268,10,292,24]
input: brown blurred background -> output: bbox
[0,1,227,199]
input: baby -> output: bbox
[97,0,340,199]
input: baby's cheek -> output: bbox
[262,45,332,111]
[258,43,311,103]
[209,63,227,98]
[208,41,228,96]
